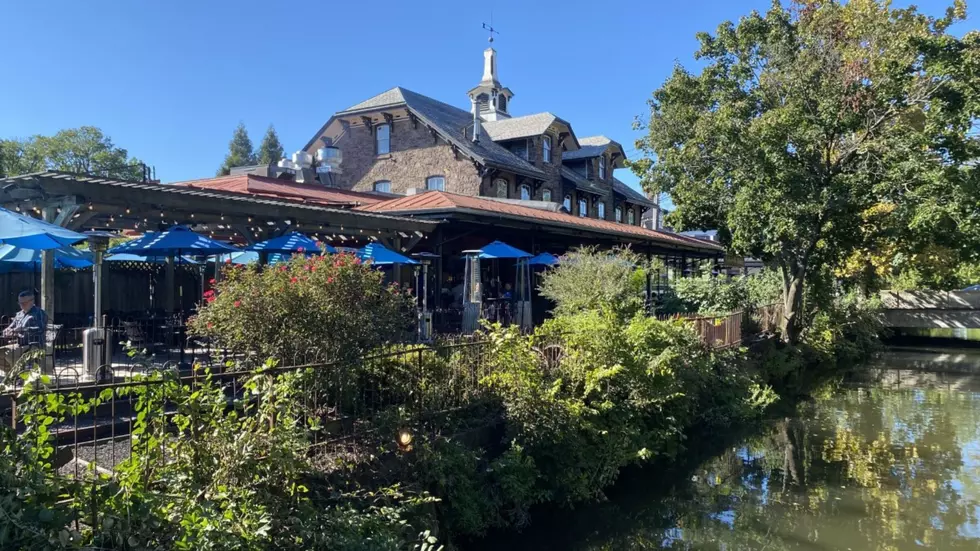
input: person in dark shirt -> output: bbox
[0,291,48,371]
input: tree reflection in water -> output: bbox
[473,372,980,550]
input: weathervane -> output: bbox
[482,17,498,44]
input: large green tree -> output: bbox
[633,0,980,342]
[217,122,257,176]
[256,124,285,165]
[0,127,147,180]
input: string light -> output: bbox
[126,208,131,214]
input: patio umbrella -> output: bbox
[108,226,240,256]
[0,243,93,272]
[356,243,419,266]
[528,252,560,266]
[476,240,531,259]
[247,231,336,254]
[0,207,87,249]
[228,251,292,265]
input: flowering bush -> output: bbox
[190,253,415,365]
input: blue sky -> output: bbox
[1,0,968,202]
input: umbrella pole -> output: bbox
[165,254,176,315]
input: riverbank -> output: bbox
[468,344,980,549]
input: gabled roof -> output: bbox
[560,166,610,197]
[612,177,655,208]
[355,191,722,253]
[171,174,388,207]
[482,112,573,142]
[311,87,545,180]
[563,135,625,162]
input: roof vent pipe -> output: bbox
[471,99,481,143]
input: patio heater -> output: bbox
[412,252,439,341]
[461,251,482,333]
[83,231,114,381]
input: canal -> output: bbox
[473,341,980,550]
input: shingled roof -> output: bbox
[563,135,624,161]
[171,174,388,207]
[612,177,655,208]
[356,190,721,253]
[324,87,545,180]
[482,113,571,141]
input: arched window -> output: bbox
[520,184,531,201]
[614,206,623,223]
[373,180,391,193]
[494,178,508,198]
[578,198,588,218]
[563,195,572,212]
[542,135,552,163]
[627,208,635,225]
[426,176,445,191]
[598,156,605,179]
[375,124,390,155]
[598,202,606,219]
[542,189,552,202]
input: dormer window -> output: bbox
[542,189,552,202]
[494,178,508,198]
[376,124,390,155]
[542,136,552,163]
[598,202,606,219]
[520,184,531,201]
[598,156,605,179]
[615,206,623,223]
[627,209,635,225]
[426,176,445,191]
[373,180,391,193]
[578,198,588,218]
[563,195,572,212]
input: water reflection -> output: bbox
[477,350,980,550]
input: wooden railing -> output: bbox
[656,303,784,349]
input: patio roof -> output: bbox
[356,191,723,255]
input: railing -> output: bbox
[656,303,784,349]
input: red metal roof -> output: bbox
[171,174,387,206]
[357,191,723,252]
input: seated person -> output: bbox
[501,283,513,300]
[0,291,48,371]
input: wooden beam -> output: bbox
[408,112,419,129]
[360,116,373,132]
[382,112,394,133]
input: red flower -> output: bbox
[326,276,334,284]
[234,300,241,308]
[297,247,305,253]
[208,278,216,284]
[353,257,362,265]
[207,322,213,329]
[279,266,288,272]
[206,296,215,303]
[310,265,316,272]
[290,277,298,284]
[225,258,232,264]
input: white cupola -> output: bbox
[467,47,513,122]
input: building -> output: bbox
[302,44,660,230]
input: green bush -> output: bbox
[672,269,782,314]
[538,246,650,321]
[189,253,415,365]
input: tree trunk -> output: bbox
[780,264,806,344]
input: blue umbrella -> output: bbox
[106,253,200,265]
[228,251,293,265]
[0,244,93,272]
[0,207,87,249]
[357,243,419,266]
[476,240,532,259]
[247,231,336,254]
[528,252,560,266]
[108,226,239,256]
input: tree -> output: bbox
[256,124,285,165]
[217,122,257,176]
[1,127,146,180]
[632,0,979,342]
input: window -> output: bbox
[498,95,507,112]
[615,206,623,223]
[375,124,390,155]
[578,198,588,218]
[542,189,552,202]
[598,202,606,219]
[627,209,635,225]
[494,178,508,198]
[542,135,552,163]
[373,180,391,193]
[598,156,605,179]
[507,140,528,160]
[520,184,531,201]
[426,176,445,191]
[563,195,572,211]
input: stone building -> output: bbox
[302,45,659,230]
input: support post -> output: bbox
[40,207,57,322]
[165,255,176,314]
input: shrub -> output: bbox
[672,269,782,314]
[189,253,415,365]
[538,246,650,321]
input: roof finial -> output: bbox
[482,15,498,44]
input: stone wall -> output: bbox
[333,119,481,195]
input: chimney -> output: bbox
[315,137,344,187]
[471,99,481,143]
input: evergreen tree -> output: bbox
[256,125,285,166]
[217,123,257,176]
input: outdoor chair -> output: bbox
[40,324,61,374]
[122,321,147,351]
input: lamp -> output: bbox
[83,231,115,381]
[411,252,439,342]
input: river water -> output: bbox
[476,343,980,550]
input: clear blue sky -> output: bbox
[1,0,968,200]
